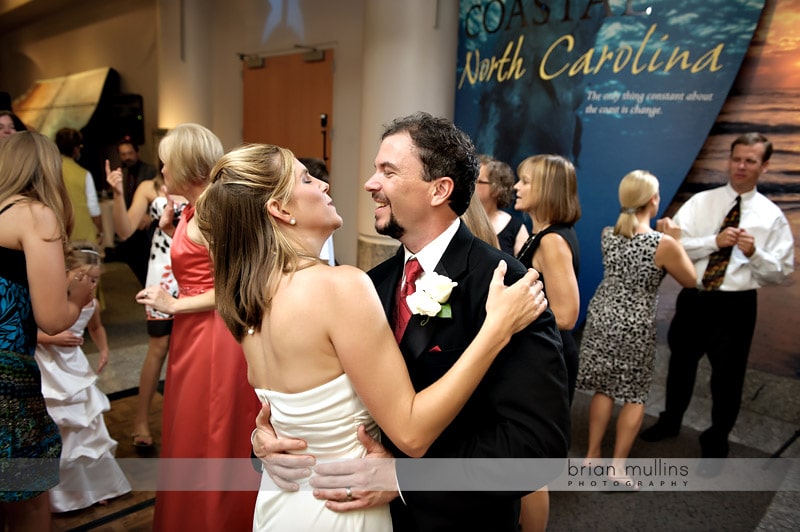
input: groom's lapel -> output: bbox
[401,223,474,359]
[434,222,472,280]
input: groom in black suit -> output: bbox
[365,112,568,531]
[254,113,570,531]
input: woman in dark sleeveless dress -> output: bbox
[0,131,94,531]
[514,154,582,532]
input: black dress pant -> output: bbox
[662,288,757,442]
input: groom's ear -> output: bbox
[430,176,454,207]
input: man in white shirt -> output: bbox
[642,132,795,457]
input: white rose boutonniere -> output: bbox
[406,272,458,325]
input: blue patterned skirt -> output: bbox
[0,349,62,502]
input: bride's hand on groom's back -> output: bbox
[253,402,315,491]
[484,260,546,336]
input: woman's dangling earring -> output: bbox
[290,218,296,226]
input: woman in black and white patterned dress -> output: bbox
[577,170,695,480]
[107,169,185,447]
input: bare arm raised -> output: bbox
[106,160,157,240]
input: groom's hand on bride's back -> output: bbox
[310,425,399,512]
[253,402,315,491]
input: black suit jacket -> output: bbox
[368,223,570,532]
[122,160,158,207]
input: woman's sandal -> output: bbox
[132,433,154,448]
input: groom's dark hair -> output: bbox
[381,112,479,216]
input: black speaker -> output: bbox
[110,93,145,146]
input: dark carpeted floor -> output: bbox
[549,391,778,531]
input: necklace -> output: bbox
[516,232,539,262]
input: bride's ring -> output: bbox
[345,487,353,501]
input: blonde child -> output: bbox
[35,241,131,512]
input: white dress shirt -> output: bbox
[401,218,461,282]
[84,171,101,217]
[319,235,336,266]
[673,183,794,291]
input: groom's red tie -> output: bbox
[394,257,423,343]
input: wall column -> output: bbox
[356,0,460,270]
[157,0,213,130]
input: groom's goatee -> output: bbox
[377,217,405,240]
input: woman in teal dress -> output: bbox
[0,131,95,531]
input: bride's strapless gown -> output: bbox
[253,373,392,531]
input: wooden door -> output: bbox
[242,51,333,164]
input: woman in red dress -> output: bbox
[135,124,260,531]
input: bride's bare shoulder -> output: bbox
[305,263,374,292]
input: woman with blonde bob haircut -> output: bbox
[195,143,545,531]
[1,131,95,531]
[133,124,260,532]
[513,153,581,531]
[514,154,581,398]
[577,169,695,486]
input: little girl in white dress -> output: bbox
[34,242,131,512]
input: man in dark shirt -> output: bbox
[118,138,157,206]
[110,138,157,286]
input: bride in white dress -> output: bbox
[195,144,545,531]
[253,374,390,530]
[34,243,131,512]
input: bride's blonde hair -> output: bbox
[196,143,305,341]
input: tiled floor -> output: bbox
[51,389,161,532]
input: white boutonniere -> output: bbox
[406,272,458,325]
